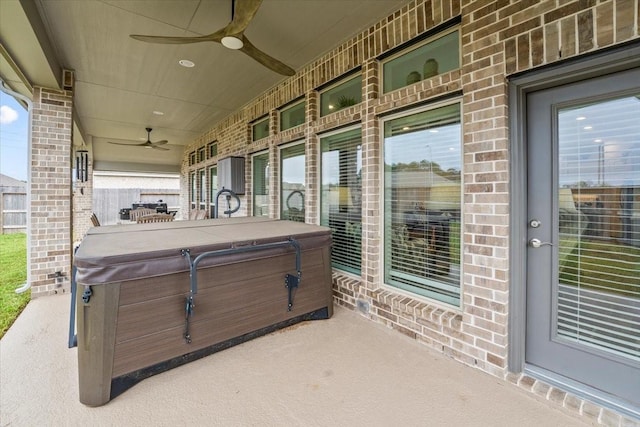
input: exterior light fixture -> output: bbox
[76,150,89,182]
[179,59,195,68]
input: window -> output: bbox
[321,128,362,274]
[209,166,218,218]
[189,152,196,166]
[280,143,305,222]
[383,103,462,306]
[252,117,269,141]
[198,147,206,163]
[280,100,305,131]
[320,75,362,117]
[252,151,269,217]
[198,169,206,210]
[190,171,197,209]
[382,28,459,93]
[208,141,218,158]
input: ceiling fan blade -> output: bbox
[151,140,169,145]
[226,0,263,35]
[107,141,147,146]
[130,31,223,45]
[151,145,170,151]
[239,35,295,76]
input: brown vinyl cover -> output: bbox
[74,218,332,286]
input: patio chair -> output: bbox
[137,213,175,223]
[129,208,156,222]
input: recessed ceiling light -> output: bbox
[594,139,602,143]
[429,129,439,133]
[402,126,410,130]
[152,111,164,116]
[576,116,586,121]
[583,125,593,130]
[179,59,195,68]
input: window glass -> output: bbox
[280,143,305,222]
[198,169,206,210]
[190,172,197,208]
[252,152,269,217]
[321,128,362,274]
[383,29,459,93]
[189,152,196,166]
[208,141,218,158]
[209,166,218,218]
[384,103,462,306]
[198,147,206,163]
[252,117,269,141]
[280,101,305,131]
[320,75,362,116]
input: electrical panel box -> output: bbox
[218,156,245,195]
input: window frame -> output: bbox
[319,73,362,117]
[279,140,306,221]
[252,117,270,142]
[319,125,363,275]
[208,141,218,158]
[251,150,270,217]
[279,99,306,131]
[209,165,218,218]
[380,26,460,94]
[379,99,463,307]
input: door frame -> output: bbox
[507,41,640,416]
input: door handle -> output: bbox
[529,238,553,248]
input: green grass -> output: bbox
[559,237,640,297]
[0,233,30,339]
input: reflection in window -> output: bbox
[320,75,362,117]
[252,117,269,141]
[557,94,640,361]
[321,128,362,274]
[280,143,305,222]
[252,152,269,217]
[280,101,305,131]
[382,29,459,93]
[384,103,461,306]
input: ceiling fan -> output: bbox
[107,128,169,151]
[129,0,295,76]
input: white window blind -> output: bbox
[383,103,462,306]
[557,94,640,362]
[321,129,362,274]
[253,152,269,217]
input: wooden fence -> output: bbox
[1,191,27,234]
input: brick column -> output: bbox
[30,84,74,297]
[305,91,318,224]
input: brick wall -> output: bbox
[181,1,639,424]
[31,86,74,297]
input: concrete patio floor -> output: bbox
[1,295,590,426]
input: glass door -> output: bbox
[526,68,640,411]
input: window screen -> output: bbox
[321,128,362,274]
[384,103,462,306]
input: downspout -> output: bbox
[0,79,33,293]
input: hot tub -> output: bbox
[72,217,333,406]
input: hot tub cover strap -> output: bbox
[180,238,302,344]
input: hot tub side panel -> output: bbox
[77,232,332,406]
[76,283,121,407]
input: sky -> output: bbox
[0,92,28,182]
